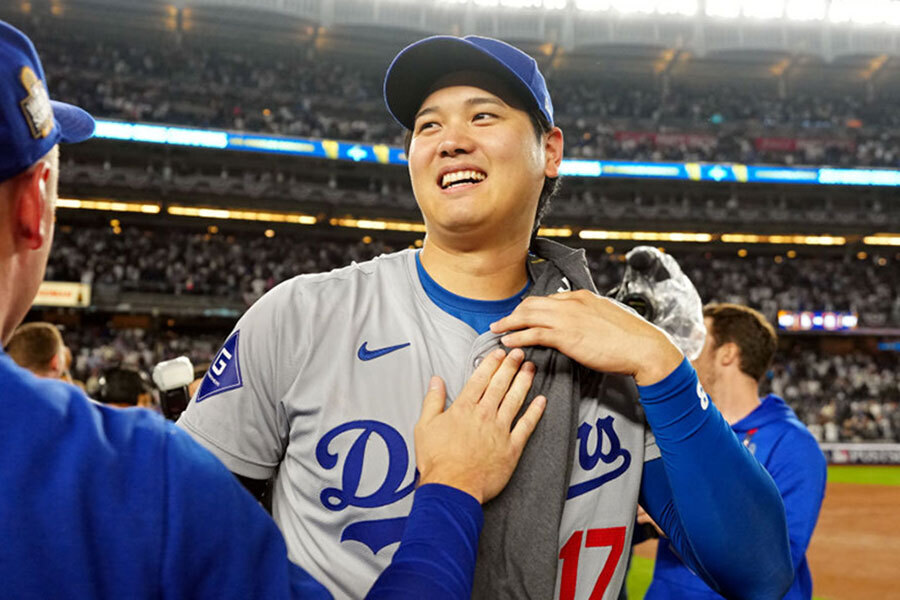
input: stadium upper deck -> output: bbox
[5,0,900,169]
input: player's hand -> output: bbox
[414,348,546,504]
[490,290,683,386]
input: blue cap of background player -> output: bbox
[0,21,95,182]
[384,35,554,131]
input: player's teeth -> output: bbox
[441,170,486,188]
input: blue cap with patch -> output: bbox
[384,35,554,131]
[0,21,95,181]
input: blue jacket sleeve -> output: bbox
[366,484,483,600]
[637,359,793,599]
[161,424,331,600]
[766,429,827,572]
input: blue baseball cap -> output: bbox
[1,21,95,181]
[384,35,554,131]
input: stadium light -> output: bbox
[536,227,574,237]
[705,0,741,18]
[863,234,900,246]
[329,218,427,233]
[720,234,846,245]
[743,0,784,19]
[57,198,161,214]
[828,0,899,24]
[578,230,714,242]
[167,206,317,225]
[574,0,611,11]
[656,0,698,16]
[614,0,658,14]
[785,0,826,20]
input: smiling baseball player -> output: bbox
[178,35,793,599]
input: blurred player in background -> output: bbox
[179,35,793,599]
[0,21,547,599]
[5,320,68,379]
[644,303,827,599]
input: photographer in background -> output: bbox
[96,366,156,409]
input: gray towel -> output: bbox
[472,239,600,599]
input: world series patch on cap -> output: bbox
[0,20,95,181]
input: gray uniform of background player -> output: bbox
[179,249,659,599]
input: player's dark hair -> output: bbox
[703,303,778,382]
[402,109,560,237]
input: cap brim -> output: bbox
[51,100,95,144]
[384,36,537,130]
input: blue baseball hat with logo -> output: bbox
[384,35,554,131]
[0,21,95,181]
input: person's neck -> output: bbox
[0,265,16,346]
[710,371,762,425]
[419,236,530,300]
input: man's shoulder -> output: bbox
[0,353,177,481]
[756,403,825,467]
[260,249,413,304]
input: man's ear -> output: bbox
[14,162,52,251]
[719,342,740,368]
[49,351,61,375]
[543,127,564,178]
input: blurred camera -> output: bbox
[152,356,194,421]
[608,248,672,322]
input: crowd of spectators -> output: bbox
[762,350,900,443]
[14,16,900,168]
[46,225,397,306]
[46,224,900,328]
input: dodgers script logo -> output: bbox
[567,415,631,499]
[316,420,417,554]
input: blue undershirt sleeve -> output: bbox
[636,358,793,600]
[366,484,483,600]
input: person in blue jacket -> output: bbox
[645,303,827,599]
[0,20,546,599]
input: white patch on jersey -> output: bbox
[557,277,571,293]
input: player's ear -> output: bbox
[543,127,563,179]
[12,161,52,251]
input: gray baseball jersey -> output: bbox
[178,249,659,599]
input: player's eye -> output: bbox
[415,120,438,134]
[473,112,497,122]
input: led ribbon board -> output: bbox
[93,120,900,187]
[777,310,859,331]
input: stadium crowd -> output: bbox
[46,225,900,328]
[762,350,900,444]
[15,18,900,168]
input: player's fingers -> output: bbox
[458,348,506,406]
[509,395,547,452]
[496,360,535,427]
[479,348,525,410]
[499,326,556,350]
[418,376,446,423]
[490,297,559,334]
